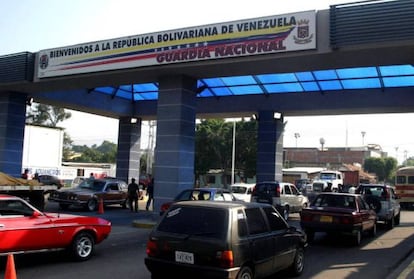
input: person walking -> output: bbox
[146,175,154,211]
[128,178,140,212]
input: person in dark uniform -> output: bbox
[146,175,154,211]
[128,178,140,212]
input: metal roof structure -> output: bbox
[94,64,414,102]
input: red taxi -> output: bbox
[300,192,377,246]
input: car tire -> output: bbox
[70,231,95,261]
[289,246,305,276]
[121,199,128,209]
[353,229,362,246]
[236,266,253,279]
[387,215,395,230]
[395,212,401,226]
[87,199,98,212]
[369,222,377,237]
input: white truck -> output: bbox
[317,170,344,192]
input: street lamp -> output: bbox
[319,137,325,151]
[361,131,366,146]
[294,133,300,148]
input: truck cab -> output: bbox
[318,170,343,192]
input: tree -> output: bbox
[195,118,257,182]
[27,103,72,127]
[62,132,73,161]
[70,141,117,163]
[364,157,397,183]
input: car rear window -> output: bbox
[157,206,228,239]
[255,183,280,195]
[312,194,356,209]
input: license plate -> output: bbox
[320,215,333,222]
[175,251,194,264]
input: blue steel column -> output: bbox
[116,117,141,183]
[0,92,27,177]
[256,111,284,182]
[153,75,197,213]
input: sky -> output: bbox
[1,0,411,163]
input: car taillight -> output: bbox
[252,186,256,196]
[275,186,281,197]
[301,212,313,222]
[160,202,171,213]
[216,250,234,268]
[146,239,158,257]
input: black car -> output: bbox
[38,175,64,189]
[145,200,307,279]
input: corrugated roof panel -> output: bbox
[256,73,297,83]
[342,78,381,89]
[314,70,338,80]
[229,85,263,95]
[319,80,342,90]
[337,67,378,79]
[383,76,414,87]
[380,65,414,76]
[264,83,304,93]
[221,76,255,86]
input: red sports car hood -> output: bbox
[43,212,111,226]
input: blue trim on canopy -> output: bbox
[93,64,414,101]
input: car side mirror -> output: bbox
[31,211,41,218]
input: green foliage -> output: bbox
[62,132,73,161]
[364,157,398,183]
[27,104,71,127]
[195,118,257,179]
[70,141,117,163]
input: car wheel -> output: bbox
[289,247,305,276]
[236,266,253,279]
[70,231,95,261]
[283,206,289,221]
[353,229,362,246]
[369,222,377,237]
[302,202,308,209]
[395,212,401,226]
[121,199,128,209]
[87,199,98,211]
[387,216,395,230]
[59,203,70,210]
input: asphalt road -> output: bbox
[1,202,414,279]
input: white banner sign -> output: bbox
[37,11,316,78]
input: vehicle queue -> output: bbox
[0,175,407,279]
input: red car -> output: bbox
[0,194,111,261]
[300,192,377,246]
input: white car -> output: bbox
[280,182,309,214]
[230,183,255,202]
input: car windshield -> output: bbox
[312,194,356,209]
[175,190,211,201]
[320,173,336,180]
[78,180,106,191]
[361,186,388,201]
[158,206,227,239]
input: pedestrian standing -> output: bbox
[128,178,140,212]
[146,175,154,211]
